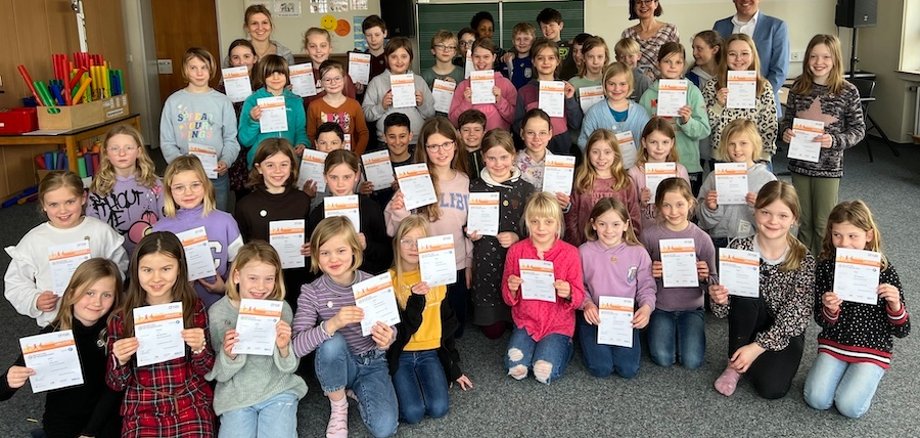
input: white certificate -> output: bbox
[788,118,825,163]
[269,220,305,269]
[176,226,216,281]
[361,149,395,191]
[542,154,576,196]
[297,149,327,192]
[727,70,757,109]
[289,63,317,97]
[470,70,496,105]
[324,195,361,232]
[257,96,288,133]
[467,192,500,236]
[233,299,283,356]
[656,79,687,117]
[20,330,83,393]
[221,66,252,103]
[719,248,760,298]
[390,73,417,109]
[519,259,556,302]
[614,131,639,170]
[644,162,677,204]
[133,302,185,367]
[660,238,699,288]
[579,85,605,113]
[395,163,437,210]
[189,144,218,179]
[714,162,749,205]
[598,296,634,347]
[538,80,565,118]
[353,272,401,336]
[48,240,91,296]
[347,52,371,85]
[418,234,457,287]
[834,248,882,305]
[431,79,456,113]
[463,49,473,79]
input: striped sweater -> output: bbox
[814,258,910,369]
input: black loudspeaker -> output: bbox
[835,0,877,28]
[380,0,416,37]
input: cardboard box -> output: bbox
[102,95,130,121]
[37,101,105,131]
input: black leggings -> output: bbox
[727,296,804,399]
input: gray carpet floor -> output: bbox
[0,138,918,437]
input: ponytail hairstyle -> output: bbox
[579,36,610,77]
[636,117,679,168]
[39,171,85,215]
[754,181,807,272]
[227,241,286,302]
[603,62,634,99]
[820,200,887,269]
[691,30,723,69]
[654,177,696,221]
[414,117,467,222]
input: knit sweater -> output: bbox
[0,319,122,438]
[640,222,718,311]
[502,238,585,341]
[363,70,436,143]
[421,65,465,91]
[780,82,866,178]
[306,97,370,155]
[577,100,650,168]
[238,88,309,167]
[4,217,128,327]
[159,88,241,166]
[448,71,519,131]
[579,240,657,312]
[702,77,777,159]
[87,175,164,256]
[308,195,392,275]
[206,296,307,415]
[696,162,777,239]
[712,236,816,351]
[235,185,312,243]
[627,163,690,232]
[814,258,909,369]
[639,79,712,173]
[565,177,642,247]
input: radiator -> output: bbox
[915,85,920,136]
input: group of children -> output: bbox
[0,6,908,438]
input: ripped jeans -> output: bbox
[505,326,573,385]
[218,390,299,438]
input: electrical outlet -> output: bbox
[790,51,805,62]
[157,59,173,75]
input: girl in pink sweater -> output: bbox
[502,192,584,384]
[448,38,518,131]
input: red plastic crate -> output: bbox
[0,107,39,134]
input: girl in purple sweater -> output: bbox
[578,198,655,379]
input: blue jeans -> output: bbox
[314,333,398,438]
[505,326,573,384]
[392,349,449,424]
[213,172,230,212]
[804,352,886,419]
[218,390,299,438]
[647,308,705,369]
[577,313,641,379]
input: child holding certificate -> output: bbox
[207,241,307,435]
[627,118,691,231]
[569,37,610,99]
[448,38,518,131]
[363,37,435,145]
[308,150,392,276]
[701,34,777,167]
[2,258,123,438]
[368,113,415,208]
[780,35,865,256]
[639,42,711,194]
[578,198,656,379]
[566,129,641,247]
[387,216,472,424]
[239,55,310,168]
[222,39,261,201]
[307,60,370,156]
[458,109,487,183]
[235,138,312,311]
[153,156,244,308]
[578,62,650,163]
[640,178,716,370]
[88,124,165,255]
[502,192,584,384]
[386,117,472,337]
[515,109,565,204]
[107,232,215,437]
[160,47,241,212]
[708,181,815,399]
[803,200,909,418]
[469,129,535,339]
[291,217,398,438]
[303,27,358,108]
[512,39,583,156]
[5,171,127,328]
[697,119,777,248]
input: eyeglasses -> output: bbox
[636,0,657,4]
[107,145,138,153]
[399,238,417,247]
[459,40,475,47]
[322,75,344,84]
[434,44,457,51]
[425,140,455,151]
[523,130,551,138]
